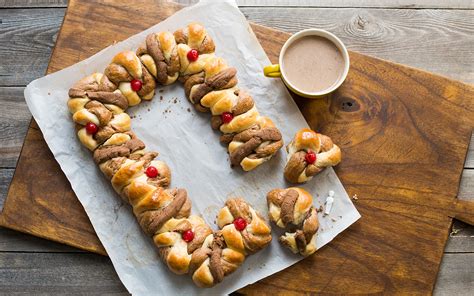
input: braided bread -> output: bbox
[284,128,341,183]
[192,198,272,287]
[267,187,319,256]
[67,23,276,287]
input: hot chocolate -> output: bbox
[282,35,345,93]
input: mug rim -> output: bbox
[278,28,350,97]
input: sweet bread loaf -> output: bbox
[284,128,341,183]
[267,187,319,256]
[67,23,276,287]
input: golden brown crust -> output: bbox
[284,128,342,184]
[267,187,319,256]
[67,23,278,288]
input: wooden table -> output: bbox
[0,0,472,294]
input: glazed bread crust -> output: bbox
[267,187,319,256]
[284,128,341,183]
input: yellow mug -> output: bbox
[264,29,350,98]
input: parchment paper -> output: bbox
[24,0,361,294]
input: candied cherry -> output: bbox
[221,112,234,124]
[145,166,159,178]
[85,122,98,135]
[182,230,195,242]
[305,150,317,164]
[233,217,247,231]
[187,49,199,62]
[131,79,143,91]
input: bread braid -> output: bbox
[192,198,272,287]
[266,187,319,256]
[67,23,275,287]
[284,128,341,183]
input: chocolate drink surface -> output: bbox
[282,35,344,93]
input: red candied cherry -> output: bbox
[85,122,98,135]
[305,150,317,164]
[182,229,195,242]
[187,49,199,62]
[145,166,159,178]
[221,112,234,124]
[233,217,247,231]
[131,79,143,92]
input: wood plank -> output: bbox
[0,0,67,7]
[0,227,83,252]
[0,252,127,294]
[434,253,474,295]
[0,169,14,208]
[0,8,65,86]
[459,169,474,200]
[0,87,31,168]
[175,0,474,9]
[466,134,474,168]
[445,221,474,253]
[240,7,474,84]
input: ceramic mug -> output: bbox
[263,29,350,98]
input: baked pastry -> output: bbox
[191,198,272,287]
[267,187,319,256]
[284,128,341,183]
[67,23,276,287]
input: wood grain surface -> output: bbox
[2,0,472,294]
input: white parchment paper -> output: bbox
[24,0,361,294]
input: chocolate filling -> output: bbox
[137,64,156,96]
[187,224,212,254]
[189,247,211,274]
[229,127,283,166]
[294,230,307,253]
[104,63,133,85]
[225,198,251,223]
[279,189,298,226]
[138,188,188,236]
[100,157,127,180]
[283,151,307,183]
[189,68,238,106]
[84,100,113,126]
[302,207,318,243]
[87,91,128,110]
[93,133,145,164]
[183,73,205,99]
[229,137,262,167]
[209,233,225,284]
[231,90,254,116]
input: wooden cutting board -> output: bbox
[1,0,474,294]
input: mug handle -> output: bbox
[264,64,281,78]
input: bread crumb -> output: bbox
[352,194,358,200]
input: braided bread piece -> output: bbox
[284,128,341,183]
[104,50,156,106]
[68,73,131,150]
[186,58,284,171]
[67,23,280,288]
[267,188,319,256]
[190,198,272,287]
